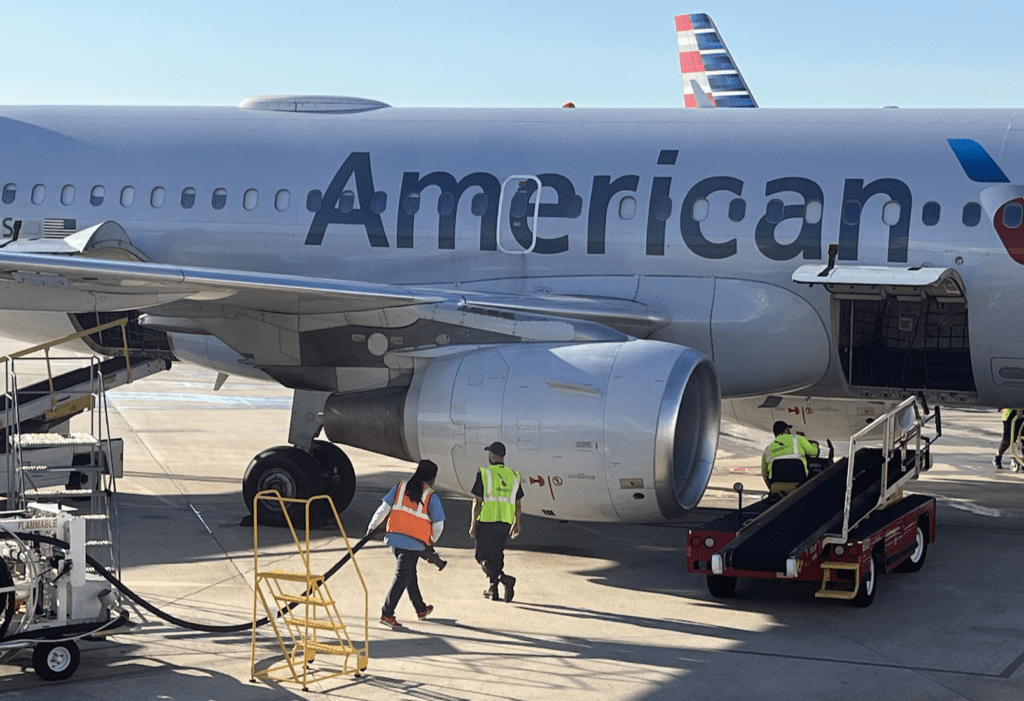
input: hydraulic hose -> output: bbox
[11,529,378,635]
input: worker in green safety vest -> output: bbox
[469,441,524,603]
[761,420,820,491]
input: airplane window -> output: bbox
[882,201,901,226]
[151,187,165,209]
[243,189,258,211]
[471,193,487,216]
[371,191,387,214]
[921,201,940,226]
[1003,202,1023,229]
[31,184,45,205]
[181,187,196,209]
[60,185,75,206]
[691,197,709,222]
[653,197,672,222]
[120,186,134,207]
[438,192,455,217]
[275,189,290,212]
[404,193,421,215]
[765,199,784,224]
[804,200,822,225]
[618,196,636,220]
[729,198,746,222]
[90,185,105,207]
[212,188,227,210]
[306,190,322,212]
[962,202,981,227]
[566,195,583,219]
[1,184,14,205]
[339,190,355,214]
[842,200,861,225]
[512,189,530,218]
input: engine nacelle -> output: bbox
[398,340,720,523]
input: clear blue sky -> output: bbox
[3,1,1021,109]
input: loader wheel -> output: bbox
[33,640,80,681]
[894,522,929,573]
[706,574,738,598]
[851,557,877,608]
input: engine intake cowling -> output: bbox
[395,340,720,522]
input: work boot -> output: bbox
[501,574,516,603]
[483,582,499,600]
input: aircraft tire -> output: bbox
[32,640,80,681]
[243,446,326,527]
[706,574,738,598]
[311,440,357,515]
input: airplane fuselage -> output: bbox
[1,103,1022,407]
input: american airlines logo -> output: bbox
[304,150,926,263]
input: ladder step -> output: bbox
[285,618,348,632]
[274,593,334,606]
[815,561,860,600]
[14,432,99,447]
[298,641,359,656]
[24,488,94,497]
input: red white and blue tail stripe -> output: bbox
[675,13,757,108]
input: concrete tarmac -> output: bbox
[2,360,1024,700]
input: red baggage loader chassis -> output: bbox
[687,397,939,607]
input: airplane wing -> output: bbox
[0,249,666,342]
[674,13,757,108]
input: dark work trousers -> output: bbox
[382,547,426,616]
[475,521,510,583]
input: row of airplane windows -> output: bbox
[0,182,1011,229]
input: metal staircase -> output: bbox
[0,319,169,574]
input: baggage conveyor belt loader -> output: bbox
[687,396,939,607]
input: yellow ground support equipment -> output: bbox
[250,490,369,691]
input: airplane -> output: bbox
[0,15,1021,529]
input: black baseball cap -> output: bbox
[772,421,792,436]
[484,442,506,457]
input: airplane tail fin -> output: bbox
[674,13,757,108]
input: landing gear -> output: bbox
[242,442,358,527]
[243,446,325,527]
[311,440,357,514]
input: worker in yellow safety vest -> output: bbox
[469,442,523,603]
[366,459,445,629]
[993,408,1024,469]
[761,420,820,490]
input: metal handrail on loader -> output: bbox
[822,395,940,549]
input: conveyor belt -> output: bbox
[0,356,169,437]
[724,448,923,573]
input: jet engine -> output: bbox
[323,340,720,523]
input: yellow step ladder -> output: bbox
[250,491,368,690]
